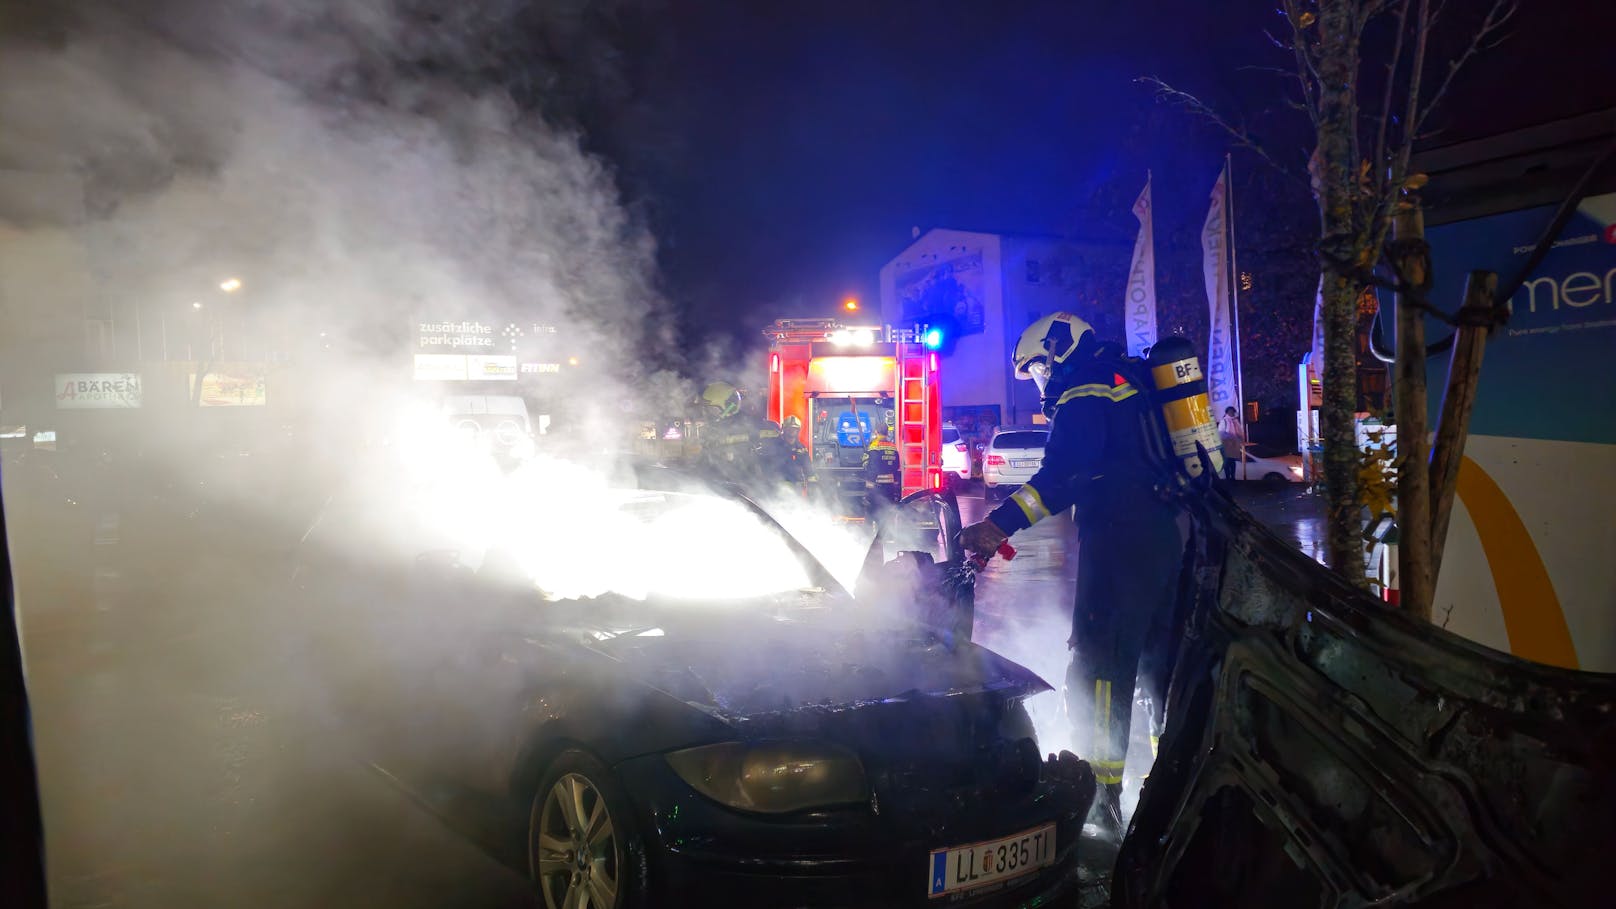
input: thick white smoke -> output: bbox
[0,0,716,566]
[0,3,760,900]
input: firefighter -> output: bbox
[693,381,781,485]
[959,313,1184,840]
[862,430,901,512]
[780,415,811,488]
[693,381,752,469]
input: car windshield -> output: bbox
[992,431,1048,450]
[941,427,960,444]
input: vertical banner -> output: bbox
[1124,174,1158,357]
[1309,276,1326,390]
[1201,165,1237,419]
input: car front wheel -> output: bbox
[1262,472,1288,487]
[530,749,646,909]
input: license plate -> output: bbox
[927,823,1055,897]
[1011,459,1040,468]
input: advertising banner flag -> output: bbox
[1309,277,1326,394]
[1125,174,1158,357]
[1201,165,1238,419]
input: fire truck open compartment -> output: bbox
[765,319,942,497]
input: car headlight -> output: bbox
[665,742,867,813]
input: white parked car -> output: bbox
[983,428,1048,500]
[1230,443,1305,484]
[940,422,972,487]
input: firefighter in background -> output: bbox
[959,313,1184,840]
[862,430,901,512]
[758,418,787,470]
[779,415,811,489]
[693,381,771,480]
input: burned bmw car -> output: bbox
[1112,482,1616,908]
[301,472,1094,908]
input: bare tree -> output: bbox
[1145,0,1516,617]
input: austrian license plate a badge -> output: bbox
[927,823,1055,898]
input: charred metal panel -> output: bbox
[1115,487,1616,908]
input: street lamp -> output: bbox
[219,278,243,293]
[192,301,204,310]
[843,297,859,313]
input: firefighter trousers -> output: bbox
[1063,507,1185,786]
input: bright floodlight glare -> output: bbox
[191,301,204,310]
[843,298,859,312]
[219,277,243,292]
[922,327,944,350]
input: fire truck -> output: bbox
[764,318,942,507]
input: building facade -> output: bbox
[879,228,1117,435]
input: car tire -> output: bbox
[1262,472,1288,487]
[984,485,1002,502]
[529,748,648,909]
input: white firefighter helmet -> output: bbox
[1012,313,1094,387]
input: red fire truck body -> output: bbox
[764,319,942,498]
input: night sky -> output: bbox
[547,0,1613,345]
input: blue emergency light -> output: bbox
[922,326,945,350]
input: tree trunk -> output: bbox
[1313,0,1366,577]
[1392,205,1432,619]
[1319,274,1363,575]
[192,361,213,407]
[1428,270,1495,586]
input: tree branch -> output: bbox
[1495,136,1616,312]
[1396,0,1431,186]
[1415,0,1516,129]
[1136,76,1306,182]
[1315,242,1485,330]
[1238,64,1307,79]
[1277,0,1322,126]
[1373,0,1414,200]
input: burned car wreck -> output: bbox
[305,477,1095,908]
[300,458,1614,908]
[1115,483,1616,908]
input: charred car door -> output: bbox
[1115,488,1616,908]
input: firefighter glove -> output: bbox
[960,519,1008,558]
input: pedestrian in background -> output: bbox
[1219,405,1243,481]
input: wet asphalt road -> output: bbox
[10,470,1320,908]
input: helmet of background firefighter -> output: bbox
[696,381,742,420]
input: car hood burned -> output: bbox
[533,593,1051,728]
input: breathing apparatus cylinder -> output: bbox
[1145,336,1225,480]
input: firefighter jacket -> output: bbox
[987,356,1171,535]
[863,439,900,487]
[701,416,776,465]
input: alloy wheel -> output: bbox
[533,772,621,909]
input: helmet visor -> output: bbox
[1027,360,1052,396]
